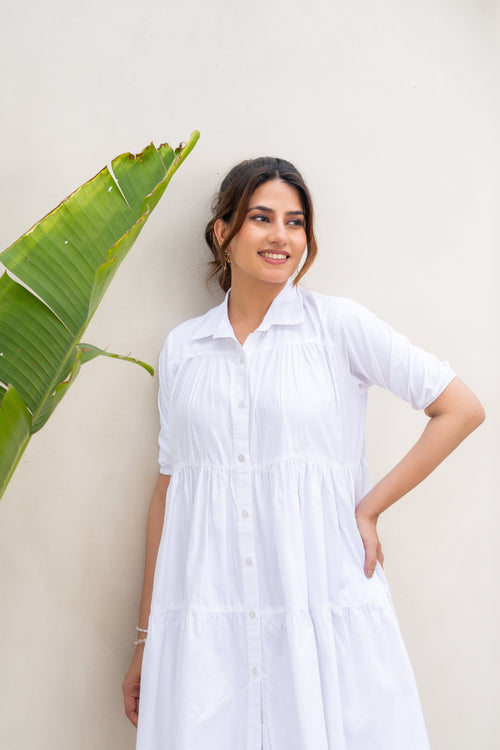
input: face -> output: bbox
[216,179,307,289]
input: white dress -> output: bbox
[136,280,455,750]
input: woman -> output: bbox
[123,157,485,749]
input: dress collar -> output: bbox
[191,278,304,342]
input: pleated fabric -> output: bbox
[136,281,455,750]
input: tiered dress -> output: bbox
[136,280,455,750]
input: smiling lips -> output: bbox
[258,251,290,262]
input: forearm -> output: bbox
[136,473,171,633]
[356,377,485,520]
[123,473,170,725]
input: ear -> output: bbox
[214,218,229,248]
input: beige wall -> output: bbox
[0,1,497,748]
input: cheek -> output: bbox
[293,230,307,253]
[238,232,268,260]
[231,224,259,251]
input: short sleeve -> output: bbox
[337,299,456,410]
[157,337,173,475]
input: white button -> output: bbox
[241,510,249,518]
[238,454,245,462]
[249,610,256,618]
[252,667,258,676]
[239,356,245,365]
[238,401,245,409]
[245,557,253,566]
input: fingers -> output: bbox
[122,656,143,727]
[122,678,140,727]
[363,538,383,578]
[123,692,139,727]
[355,511,384,578]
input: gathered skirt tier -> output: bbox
[136,460,430,750]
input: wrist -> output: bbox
[133,624,148,648]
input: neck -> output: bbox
[227,276,288,342]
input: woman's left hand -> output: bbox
[352,379,485,580]
[355,508,384,578]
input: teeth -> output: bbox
[260,252,288,260]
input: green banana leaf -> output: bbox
[0,130,200,500]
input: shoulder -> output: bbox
[158,302,223,364]
[164,310,212,345]
[297,287,375,337]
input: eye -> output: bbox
[250,214,270,222]
[288,218,305,227]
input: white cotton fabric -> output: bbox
[136,280,455,750]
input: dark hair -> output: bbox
[205,157,318,292]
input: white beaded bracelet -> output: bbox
[136,626,148,633]
[134,638,147,646]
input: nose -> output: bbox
[268,219,287,245]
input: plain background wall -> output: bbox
[0,1,497,748]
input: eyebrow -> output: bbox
[247,205,305,216]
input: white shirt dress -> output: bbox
[136,280,455,750]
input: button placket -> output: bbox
[232,348,262,749]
